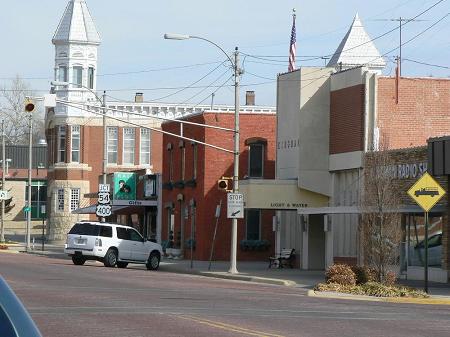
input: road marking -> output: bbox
[178,315,285,337]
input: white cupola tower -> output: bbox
[328,13,386,74]
[52,0,101,116]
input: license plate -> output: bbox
[76,239,86,244]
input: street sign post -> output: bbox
[227,193,244,219]
[97,184,111,219]
[0,190,8,200]
[407,172,446,293]
[99,184,110,193]
[97,192,111,205]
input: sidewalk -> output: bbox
[4,243,450,302]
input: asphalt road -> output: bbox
[1,253,450,337]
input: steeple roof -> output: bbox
[52,0,100,45]
[327,13,385,71]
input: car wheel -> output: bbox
[146,251,160,270]
[72,255,86,266]
[104,249,118,267]
[117,262,128,268]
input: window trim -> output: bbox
[72,65,83,88]
[88,66,95,89]
[58,65,68,82]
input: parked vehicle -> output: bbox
[64,222,162,270]
[0,277,42,337]
[408,232,442,267]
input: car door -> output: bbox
[116,227,132,260]
[128,229,148,261]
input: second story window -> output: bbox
[123,128,135,165]
[107,127,118,164]
[72,66,83,88]
[57,125,66,163]
[58,65,67,82]
[167,143,173,181]
[71,125,80,163]
[88,67,95,89]
[179,141,185,181]
[192,142,198,180]
[140,129,151,165]
[248,143,265,178]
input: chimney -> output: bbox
[245,91,255,106]
[135,92,143,103]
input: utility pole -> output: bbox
[26,114,32,251]
[102,91,107,223]
[1,117,5,242]
[374,17,426,76]
[229,47,240,274]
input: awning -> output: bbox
[297,204,447,215]
[71,205,128,214]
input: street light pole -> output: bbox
[164,34,241,274]
[229,47,240,274]
[26,113,32,251]
[102,91,107,223]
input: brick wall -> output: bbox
[162,112,276,261]
[329,84,365,154]
[377,77,450,149]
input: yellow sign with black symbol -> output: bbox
[407,172,446,212]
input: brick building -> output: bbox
[161,106,277,261]
[272,13,450,282]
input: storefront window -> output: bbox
[406,215,442,268]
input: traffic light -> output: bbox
[217,177,232,192]
[24,99,35,113]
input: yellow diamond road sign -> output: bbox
[407,172,446,212]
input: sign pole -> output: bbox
[424,211,429,293]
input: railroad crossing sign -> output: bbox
[96,204,112,217]
[227,193,244,219]
[407,172,446,212]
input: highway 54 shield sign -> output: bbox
[227,193,244,219]
[407,172,446,212]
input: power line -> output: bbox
[403,58,450,70]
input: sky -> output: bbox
[0,0,449,107]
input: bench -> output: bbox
[268,248,296,269]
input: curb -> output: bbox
[0,249,19,254]
[307,290,450,305]
[160,265,296,287]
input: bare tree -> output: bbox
[0,75,45,145]
[361,148,402,282]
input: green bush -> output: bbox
[325,264,356,286]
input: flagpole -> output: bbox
[288,8,297,72]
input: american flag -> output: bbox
[288,13,297,72]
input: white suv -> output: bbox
[64,222,163,270]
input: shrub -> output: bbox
[361,282,399,297]
[0,244,8,250]
[315,282,429,298]
[325,264,356,286]
[351,265,376,285]
[384,271,397,286]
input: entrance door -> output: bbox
[308,215,325,270]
